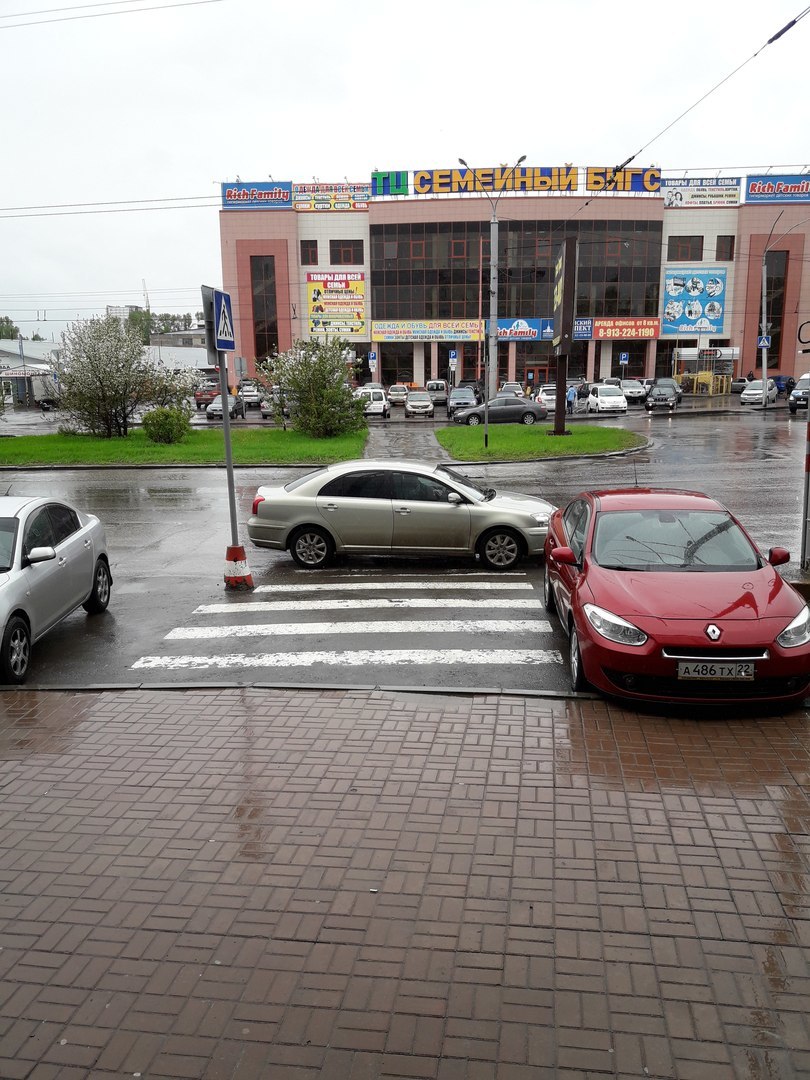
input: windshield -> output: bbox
[794,377,810,390]
[622,381,642,389]
[0,518,16,571]
[601,387,622,396]
[745,381,764,391]
[592,510,760,571]
[409,393,430,401]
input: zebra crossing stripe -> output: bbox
[133,649,564,671]
[252,581,534,593]
[166,618,551,640]
[195,597,541,614]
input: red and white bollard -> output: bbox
[224,544,255,591]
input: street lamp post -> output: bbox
[459,154,526,448]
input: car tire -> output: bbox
[479,528,523,571]
[466,415,481,426]
[569,625,589,692]
[1,615,31,685]
[543,563,556,613]
[83,558,112,614]
[521,412,536,425]
[789,406,797,414]
[289,526,334,569]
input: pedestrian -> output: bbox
[576,380,588,411]
[566,383,576,415]
[747,370,755,381]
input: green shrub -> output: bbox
[141,406,191,444]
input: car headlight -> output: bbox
[583,603,647,646]
[530,513,550,527]
[777,605,810,649]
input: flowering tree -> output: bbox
[256,337,364,437]
[56,317,196,437]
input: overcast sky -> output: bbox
[1,0,808,342]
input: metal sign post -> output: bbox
[202,285,254,590]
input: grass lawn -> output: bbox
[0,427,369,467]
[436,422,646,461]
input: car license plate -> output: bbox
[677,661,754,681]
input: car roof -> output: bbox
[0,495,42,516]
[582,488,725,513]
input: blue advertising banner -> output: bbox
[573,318,593,340]
[221,182,293,209]
[662,267,727,335]
[495,318,554,340]
[745,175,810,203]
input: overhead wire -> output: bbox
[0,0,223,29]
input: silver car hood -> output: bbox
[489,489,556,514]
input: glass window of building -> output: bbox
[330,239,364,265]
[715,235,735,261]
[250,255,278,360]
[301,239,318,266]
[667,235,704,261]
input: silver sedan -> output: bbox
[0,496,112,684]
[247,459,556,570]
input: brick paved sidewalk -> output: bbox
[1,687,809,1079]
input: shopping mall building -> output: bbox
[218,166,810,390]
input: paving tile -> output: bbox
[0,687,809,1077]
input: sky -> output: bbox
[1,0,809,343]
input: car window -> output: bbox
[394,472,452,502]
[320,471,393,500]
[795,376,810,390]
[601,387,622,396]
[47,503,81,545]
[562,499,589,560]
[23,507,56,554]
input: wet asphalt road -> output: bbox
[1,404,808,694]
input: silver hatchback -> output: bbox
[247,460,556,570]
[0,496,112,684]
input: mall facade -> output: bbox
[218,167,810,390]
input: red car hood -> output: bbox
[584,563,803,622]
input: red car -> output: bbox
[543,488,810,706]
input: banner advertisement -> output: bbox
[495,318,554,340]
[293,183,371,212]
[661,268,727,335]
[573,318,593,340]
[745,174,810,203]
[591,317,660,339]
[662,177,741,208]
[371,320,483,342]
[220,182,292,209]
[307,273,366,336]
[371,167,661,198]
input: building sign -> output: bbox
[591,317,660,339]
[371,166,661,198]
[221,182,292,209]
[662,177,741,207]
[495,318,554,340]
[662,268,727,335]
[293,182,370,212]
[573,318,593,340]
[371,320,483,342]
[745,174,810,203]
[307,273,366,336]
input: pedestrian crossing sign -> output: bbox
[757,335,771,349]
[214,290,235,351]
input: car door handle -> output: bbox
[58,557,68,567]
[394,507,411,515]
[84,539,92,548]
[322,502,339,512]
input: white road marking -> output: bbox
[252,581,534,593]
[133,649,564,671]
[195,598,541,614]
[166,619,551,640]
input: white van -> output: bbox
[425,379,449,406]
[354,387,390,419]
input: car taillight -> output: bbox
[251,495,265,515]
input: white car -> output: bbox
[620,379,647,403]
[740,378,778,405]
[387,384,409,406]
[499,382,525,398]
[354,387,390,419]
[586,384,628,413]
[0,496,112,684]
[238,381,262,407]
[536,384,557,409]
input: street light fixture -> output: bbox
[459,154,526,448]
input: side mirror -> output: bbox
[550,545,578,566]
[25,545,56,566]
[768,546,790,567]
[447,492,462,505]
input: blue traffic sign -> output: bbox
[619,352,629,364]
[757,335,771,349]
[368,351,377,361]
[214,290,235,351]
[449,350,457,360]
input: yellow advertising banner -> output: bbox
[307,273,366,336]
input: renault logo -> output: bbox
[705,624,721,641]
